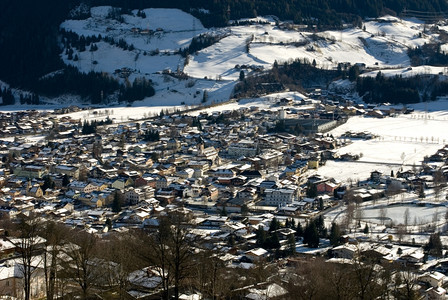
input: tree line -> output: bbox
[355,71,448,104]
[90,0,448,28]
[34,66,155,104]
[234,58,339,98]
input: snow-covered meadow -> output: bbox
[314,100,448,183]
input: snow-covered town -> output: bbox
[3,3,448,299]
[0,92,447,299]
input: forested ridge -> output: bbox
[0,0,447,103]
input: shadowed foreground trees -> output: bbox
[285,255,396,300]
[0,210,428,300]
[6,215,45,300]
[134,211,198,300]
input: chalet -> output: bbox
[53,165,79,179]
[397,251,424,267]
[245,248,269,262]
[155,189,176,205]
[332,244,358,259]
[240,169,264,179]
[177,168,194,179]
[238,187,258,203]
[156,163,176,176]
[366,110,385,118]
[212,168,236,178]
[284,160,308,177]
[188,161,210,178]
[0,239,16,259]
[221,222,247,234]
[200,216,228,227]
[27,185,43,198]
[317,180,340,194]
[277,205,301,216]
[370,170,383,182]
[125,187,154,205]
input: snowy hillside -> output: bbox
[56,7,448,108]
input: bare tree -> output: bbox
[397,225,406,244]
[98,234,140,299]
[344,202,355,231]
[355,205,364,227]
[7,215,44,300]
[192,250,237,299]
[351,254,383,299]
[403,208,410,233]
[42,221,67,300]
[433,170,446,201]
[392,267,419,299]
[63,230,98,300]
[136,211,198,299]
[432,209,439,231]
[379,206,388,226]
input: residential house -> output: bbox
[0,259,46,299]
[53,165,79,179]
[425,287,446,300]
[111,177,133,190]
[264,187,298,207]
[13,165,47,179]
[419,272,445,288]
[69,181,98,193]
[245,248,269,262]
[27,185,43,198]
[125,187,155,205]
[316,180,340,195]
[332,244,358,259]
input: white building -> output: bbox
[264,187,298,207]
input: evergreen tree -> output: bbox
[239,70,245,81]
[295,222,304,237]
[202,90,208,103]
[220,206,227,216]
[319,198,324,210]
[287,233,296,255]
[266,232,280,249]
[112,191,122,213]
[306,182,318,198]
[363,224,369,234]
[255,225,267,247]
[425,232,443,257]
[62,174,70,187]
[42,175,55,191]
[329,222,341,246]
[269,217,280,232]
[314,216,327,238]
[418,185,426,199]
[290,218,296,229]
[303,222,319,248]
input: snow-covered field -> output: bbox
[315,103,448,183]
[361,203,445,225]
